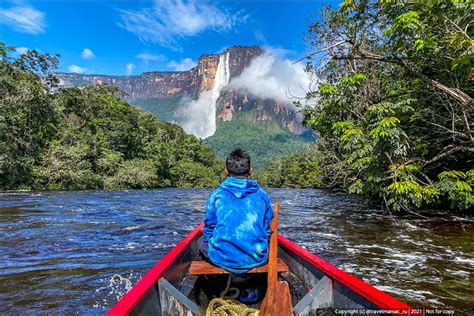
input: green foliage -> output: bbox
[104,159,158,189]
[386,11,421,35]
[255,146,321,188]
[0,43,223,190]
[319,82,338,96]
[341,74,367,87]
[369,117,403,141]
[332,121,354,135]
[204,111,313,171]
[33,141,101,190]
[302,1,473,212]
[437,170,474,210]
[387,180,439,210]
[132,96,184,123]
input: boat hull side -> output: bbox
[278,235,416,315]
[107,223,203,316]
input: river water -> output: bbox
[0,189,472,314]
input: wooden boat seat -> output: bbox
[189,259,289,275]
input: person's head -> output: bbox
[225,148,252,178]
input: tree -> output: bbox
[256,146,321,188]
[0,42,60,188]
[300,0,473,211]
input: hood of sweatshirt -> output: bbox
[220,177,259,199]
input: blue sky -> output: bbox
[1,0,339,76]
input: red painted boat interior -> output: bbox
[107,224,419,316]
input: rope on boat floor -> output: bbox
[206,298,259,316]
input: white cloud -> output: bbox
[126,63,135,75]
[230,50,311,103]
[16,47,28,54]
[81,48,95,59]
[118,0,246,50]
[0,5,45,34]
[166,58,197,71]
[136,52,166,63]
[68,65,87,74]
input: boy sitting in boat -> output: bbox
[199,148,274,273]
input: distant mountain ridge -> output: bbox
[56,45,312,169]
[56,46,262,101]
[56,45,303,134]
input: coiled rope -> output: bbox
[206,275,259,315]
[205,298,259,316]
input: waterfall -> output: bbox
[180,52,230,139]
[209,51,230,137]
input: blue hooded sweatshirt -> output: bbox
[203,177,274,273]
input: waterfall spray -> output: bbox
[180,51,230,139]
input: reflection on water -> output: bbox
[0,189,472,313]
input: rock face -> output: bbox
[57,70,199,100]
[216,88,304,134]
[56,45,303,136]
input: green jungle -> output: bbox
[1,0,473,213]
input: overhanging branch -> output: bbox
[331,45,473,110]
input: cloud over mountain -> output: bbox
[68,65,87,74]
[167,58,197,71]
[230,50,310,104]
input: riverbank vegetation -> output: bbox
[255,145,321,188]
[0,43,223,190]
[298,0,473,212]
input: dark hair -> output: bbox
[226,148,251,177]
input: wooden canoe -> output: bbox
[107,223,419,315]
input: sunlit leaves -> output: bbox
[384,11,421,37]
[0,42,15,59]
[340,0,354,8]
[414,36,437,53]
[387,180,440,209]
[341,73,367,87]
[466,170,474,185]
[379,117,400,128]
[332,121,354,135]
[340,128,364,142]
[348,179,363,194]
[389,163,421,175]
[437,170,474,210]
[319,82,338,96]
[438,170,467,181]
[367,99,415,121]
[451,54,472,71]
[369,117,401,139]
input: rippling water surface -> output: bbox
[0,189,472,314]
